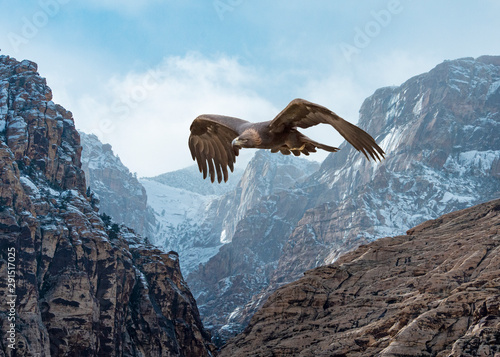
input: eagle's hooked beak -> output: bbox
[232,137,243,148]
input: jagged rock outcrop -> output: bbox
[221,198,500,356]
[0,55,214,356]
[189,56,500,343]
[80,131,156,239]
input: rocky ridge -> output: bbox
[205,150,319,245]
[221,198,500,356]
[149,164,243,197]
[0,56,214,356]
[80,131,156,239]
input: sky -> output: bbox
[1,1,499,177]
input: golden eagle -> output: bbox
[189,98,385,183]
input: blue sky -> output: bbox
[1,1,499,177]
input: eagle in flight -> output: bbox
[189,98,385,183]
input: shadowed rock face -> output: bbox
[80,132,157,239]
[220,198,500,357]
[0,55,214,356]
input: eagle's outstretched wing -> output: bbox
[189,115,249,183]
[268,98,385,161]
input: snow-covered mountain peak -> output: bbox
[148,164,244,196]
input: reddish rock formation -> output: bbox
[220,198,500,356]
[0,56,214,356]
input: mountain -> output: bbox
[0,56,214,356]
[141,151,319,277]
[184,151,320,343]
[79,136,318,279]
[220,198,500,356]
[187,56,500,344]
[201,150,320,246]
[41,54,500,350]
[273,55,500,284]
[80,131,156,239]
[79,133,229,276]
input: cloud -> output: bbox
[68,50,439,177]
[4,0,500,180]
[358,50,439,88]
[6,43,442,178]
[73,53,277,177]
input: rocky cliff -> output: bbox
[188,56,500,344]
[0,56,214,356]
[221,198,500,356]
[80,131,156,239]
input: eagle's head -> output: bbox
[231,129,260,149]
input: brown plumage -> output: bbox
[188,98,385,183]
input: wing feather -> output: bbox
[188,136,197,160]
[213,135,232,182]
[189,115,248,183]
[269,98,385,161]
[207,157,215,183]
[211,136,226,183]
